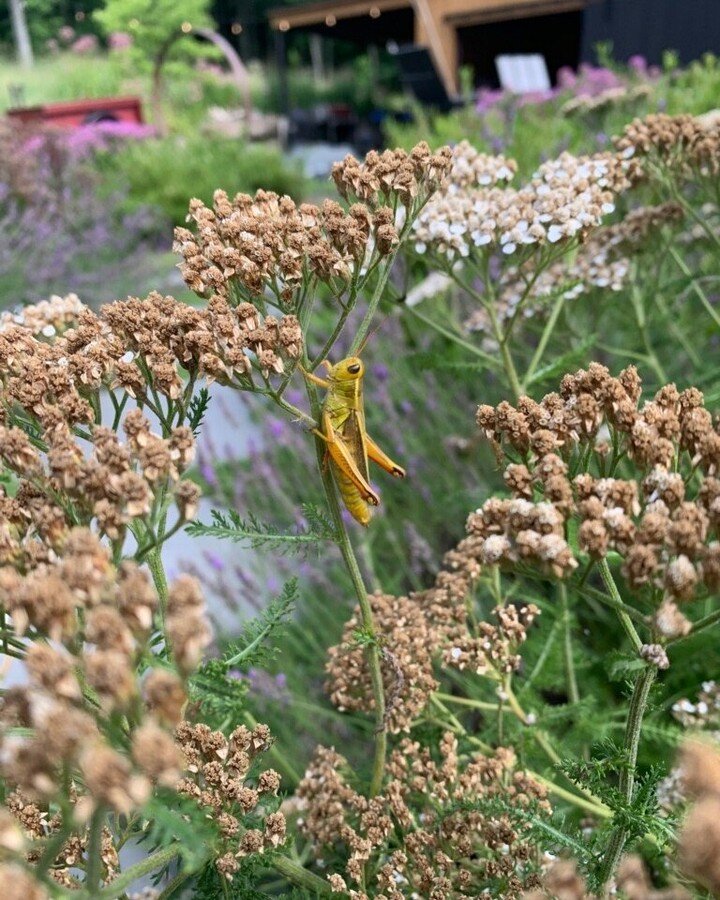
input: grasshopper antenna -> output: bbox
[356,313,391,355]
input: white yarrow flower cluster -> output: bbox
[412,145,636,261]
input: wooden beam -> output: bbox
[411,0,459,95]
[269,0,410,30]
[440,0,586,27]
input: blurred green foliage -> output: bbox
[94,0,212,67]
[96,134,306,226]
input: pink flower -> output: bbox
[71,34,99,54]
[109,31,133,51]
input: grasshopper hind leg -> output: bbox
[366,434,406,479]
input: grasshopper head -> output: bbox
[330,356,365,382]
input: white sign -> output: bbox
[496,54,551,93]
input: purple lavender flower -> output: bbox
[204,551,225,572]
[628,54,649,75]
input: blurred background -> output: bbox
[3,0,720,793]
[2,0,719,307]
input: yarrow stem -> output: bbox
[304,374,387,797]
[597,558,644,653]
[271,855,333,895]
[521,290,565,390]
[349,255,396,356]
[85,806,106,893]
[668,244,720,329]
[559,582,580,705]
[93,843,183,898]
[598,664,657,894]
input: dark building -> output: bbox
[269,0,720,97]
[582,0,720,67]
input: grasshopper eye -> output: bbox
[347,363,361,374]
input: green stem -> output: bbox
[146,546,169,617]
[157,870,190,900]
[85,806,106,893]
[460,723,611,818]
[305,378,387,797]
[668,245,720,329]
[532,772,612,819]
[629,270,668,384]
[559,582,580,705]
[434,691,511,713]
[94,844,183,898]
[486,299,523,401]
[522,291,565,389]
[576,583,648,627]
[670,605,720,643]
[598,665,657,893]
[271,855,333,895]
[349,257,394,355]
[597,559,644,653]
[672,188,720,252]
[448,263,523,398]
[519,618,560,697]
[403,304,500,368]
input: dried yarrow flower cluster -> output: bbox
[0,790,119,892]
[174,143,452,312]
[326,591,439,733]
[676,738,720,895]
[1,289,301,435]
[440,139,517,189]
[616,112,720,179]
[0,408,196,554]
[466,201,685,333]
[0,516,281,887]
[442,602,541,678]
[672,680,720,732]
[658,682,720,815]
[298,734,549,899]
[0,531,212,888]
[0,531,207,813]
[325,556,540,731]
[413,146,637,260]
[331,142,453,207]
[0,292,85,337]
[175,721,286,881]
[522,854,690,900]
[476,364,720,642]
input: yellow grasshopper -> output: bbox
[303,356,405,526]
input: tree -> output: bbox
[8,0,34,66]
[95,0,211,67]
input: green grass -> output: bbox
[0,52,129,112]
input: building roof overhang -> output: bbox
[269,0,411,31]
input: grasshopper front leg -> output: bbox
[366,434,406,479]
[299,361,333,390]
[314,411,380,507]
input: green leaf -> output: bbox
[191,580,298,723]
[221,579,298,671]
[186,507,336,555]
[188,387,211,436]
[141,790,219,874]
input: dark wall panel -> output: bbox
[582,0,720,64]
[459,11,583,87]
